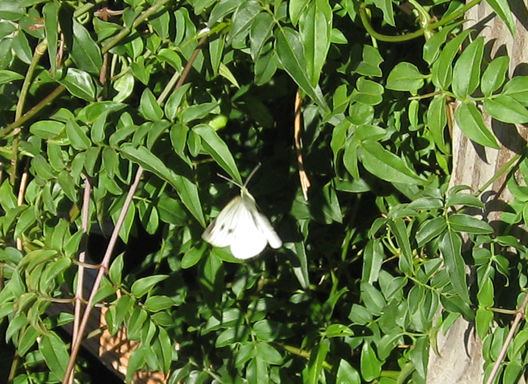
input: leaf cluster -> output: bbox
[0,0,526,383]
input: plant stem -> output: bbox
[359,0,484,42]
[101,0,172,54]
[61,33,208,384]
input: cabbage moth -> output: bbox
[202,166,282,259]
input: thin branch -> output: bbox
[358,0,484,42]
[293,91,310,200]
[70,178,92,384]
[62,168,143,384]
[101,0,172,54]
[15,166,29,251]
[485,293,528,384]
[0,85,66,139]
[61,34,208,382]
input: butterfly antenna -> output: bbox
[243,162,262,187]
[216,173,243,188]
[216,163,262,188]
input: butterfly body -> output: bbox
[202,187,282,259]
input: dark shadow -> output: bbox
[469,140,489,164]
[511,0,528,33]
[468,12,496,37]
[491,120,527,154]
[513,62,528,77]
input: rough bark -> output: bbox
[427,2,528,383]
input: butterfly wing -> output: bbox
[253,210,282,249]
[202,188,282,259]
[228,199,268,259]
[202,196,244,248]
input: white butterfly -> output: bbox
[202,167,282,259]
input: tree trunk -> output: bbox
[427,2,528,383]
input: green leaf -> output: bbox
[0,2,24,20]
[416,217,447,247]
[361,282,385,315]
[6,313,27,342]
[483,96,528,124]
[0,69,24,84]
[360,342,382,381]
[113,71,135,103]
[355,45,383,77]
[426,94,448,153]
[108,253,124,285]
[307,338,330,384]
[256,343,282,365]
[131,275,169,298]
[343,137,359,179]
[249,12,274,59]
[181,102,219,123]
[229,0,261,44]
[448,213,493,234]
[360,140,425,185]
[29,120,64,139]
[157,327,172,372]
[422,22,462,65]
[386,62,425,91]
[113,295,134,329]
[372,0,395,26]
[139,88,164,121]
[477,277,494,308]
[0,180,17,210]
[274,26,328,109]
[431,30,471,89]
[58,68,97,101]
[503,362,523,383]
[126,347,146,383]
[71,20,102,74]
[93,276,116,304]
[165,83,191,121]
[289,0,310,25]
[254,49,277,85]
[439,231,469,303]
[486,0,515,35]
[290,241,310,289]
[43,1,59,73]
[299,0,332,86]
[337,359,361,384]
[454,102,499,149]
[144,295,175,312]
[324,324,354,338]
[192,124,241,184]
[218,63,240,88]
[351,77,384,105]
[481,56,509,96]
[12,32,31,64]
[503,77,528,105]
[14,206,37,238]
[208,0,239,25]
[120,145,205,226]
[452,37,484,98]
[388,219,413,274]
[361,239,384,283]
[39,332,69,381]
[65,119,91,150]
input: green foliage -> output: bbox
[0,0,527,383]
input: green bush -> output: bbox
[0,0,525,383]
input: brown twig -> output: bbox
[294,91,310,200]
[485,293,528,384]
[69,178,92,384]
[62,169,143,384]
[16,165,29,251]
[61,33,208,384]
